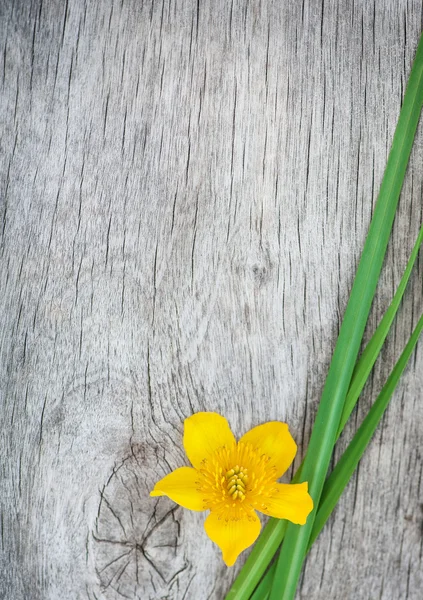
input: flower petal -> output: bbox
[239,421,297,478]
[184,412,236,469]
[253,482,313,524]
[150,467,205,511]
[204,509,261,566]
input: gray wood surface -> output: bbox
[1,1,423,599]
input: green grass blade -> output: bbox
[250,563,275,600]
[309,309,423,549]
[251,311,423,599]
[269,33,423,600]
[225,519,288,600]
[226,33,423,600]
[337,221,423,436]
[225,223,423,600]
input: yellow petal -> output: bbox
[150,467,205,511]
[204,509,261,566]
[239,421,297,478]
[253,482,313,525]
[183,412,236,469]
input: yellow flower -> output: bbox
[150,412,313,566]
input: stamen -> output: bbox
[201,442,277,511]
[225,463,250,500]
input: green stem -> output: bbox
[250,563,274,600]
[308,310,423,548]
[225,49,423,598]
[337,221,423,436]
[250,310,423,600]
[269,33,423,600]
[225,217,423,600]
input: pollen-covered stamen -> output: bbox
[196,441,278,513]
[226,466,248,501]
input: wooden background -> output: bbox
[1,1,423,599]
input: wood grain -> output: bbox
[1,1,423,598]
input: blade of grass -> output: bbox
[251,563,276,600]
[225,220,423,599]
[250,563,274,600]
[225,519,289,600]
[269,33,423,600]
[337,221,423,436]
[226,230,423,600]
[251,310,423,600]
[308,309,423,549]
[226,32,423,600]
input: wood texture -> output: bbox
[1,1,423,599]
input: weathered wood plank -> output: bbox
[1,1,423,599]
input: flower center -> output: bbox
[197,442,276,511]
[225,465,248,501]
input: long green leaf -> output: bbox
[250,564,274,600]
[309,309,423,548]
[269,33,423,600]
[226,32,423,600]
[225,221,423,599]
[251,310,423,600]
[337,221,423,436]
[226,223,423,597]
[226,225,423,600]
